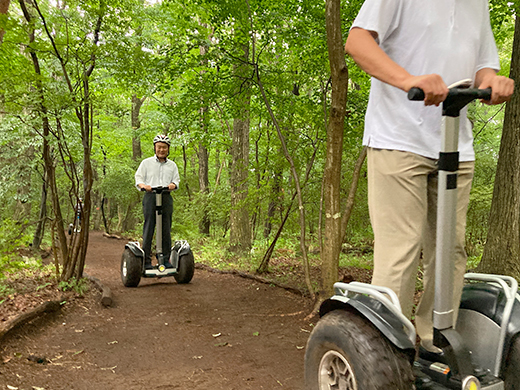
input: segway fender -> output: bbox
[320,295,416,351]
[125,241,145,258]
[460,282,520,368]
[173,240,191,257]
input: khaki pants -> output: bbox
[367,148,474,344]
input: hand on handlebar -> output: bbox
[477,74,514,105]
[404,74,448,107]
[140,184,152,192]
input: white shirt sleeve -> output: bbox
[135,160,147,189]
[351,0,402,44]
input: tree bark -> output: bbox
[0,0,10,44]
[198,140,211,235]
[341,146,367,242]
[321,0,349,297]
[229,42,252,253]
[32,170,47,250]
[478,12,520,278]
[131,94,144,161]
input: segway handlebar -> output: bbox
[407,87,492,102]
[140,186,172,193]
[408,87,492,117]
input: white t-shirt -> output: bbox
[352,0,500,161]
[135,156,180,189]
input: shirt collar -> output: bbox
[155,155,168,163]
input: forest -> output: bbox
[0,0,519,300]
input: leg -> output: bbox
[415,161,474,345]
[368,148,433,318]
[142,192,156,266]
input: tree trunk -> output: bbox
[131,94,144,161]
[478,12,520,278]
[341,146,367,242]
[32,171,47,250]
[229,42,252,253]
[0,0,10,43]
[321,0,349,297]
[264,155,282,239]
[20,0,69,266]
[28,0,105,280]
[198,140,211,235]
[256,66,315,300]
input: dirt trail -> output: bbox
[0,231,314,390]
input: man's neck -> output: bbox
[156,155,167,163]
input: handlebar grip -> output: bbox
[407,88,425,101]
[476,88,492,101]
[407,87,492,102]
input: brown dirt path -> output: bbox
[0,231,315,390]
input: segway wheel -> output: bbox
[121,248,142,287]
[304,309,414,390]
[502,334,520,389]
[174,250,194,284]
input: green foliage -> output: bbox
[0,219,33,276]
[58,277,90,296]
[0,0,515,285]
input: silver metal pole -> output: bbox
[433,116,460,330]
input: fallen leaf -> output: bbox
[212,333,221,338]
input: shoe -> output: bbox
[144,262,153,270]
[164,262,174,269]
[420,340,443,354]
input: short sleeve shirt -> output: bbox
[352,0,500,160]
[135,156,180,189]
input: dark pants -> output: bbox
[142,191,173,264]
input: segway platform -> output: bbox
[121,239,194,287]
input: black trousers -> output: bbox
[142,191,173,263]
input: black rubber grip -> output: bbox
[407,87,492,102]
[407,88,425,101]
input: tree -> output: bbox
[478,7,520,278]
[319,0,350,297]
[0,0,10,43]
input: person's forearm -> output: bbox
[345,28,411,91]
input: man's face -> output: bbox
[155,142,169,159]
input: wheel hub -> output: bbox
[318,350,357,390]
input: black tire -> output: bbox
[121,248,142,287]
[502,334,520,390]
[304,309,414,390]
[174,251,194,284]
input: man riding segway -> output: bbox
[135,134,179,270]
[120,134,194,288]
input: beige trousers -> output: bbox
[367,148,474,344]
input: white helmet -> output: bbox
[153,134,171,146]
